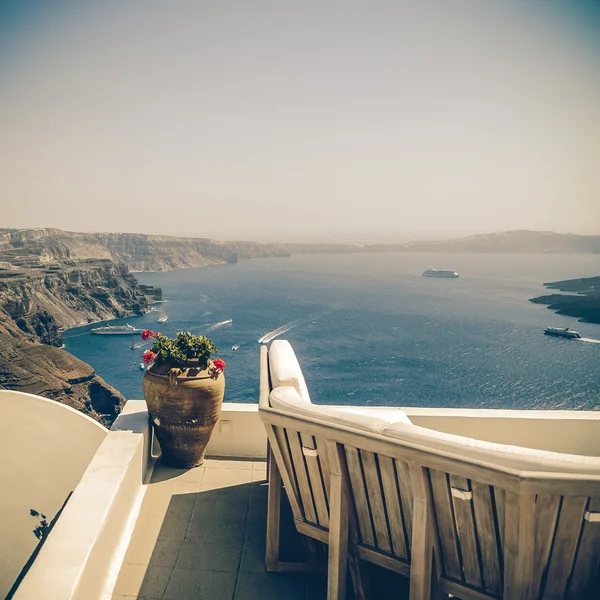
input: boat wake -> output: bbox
[580,337,600,344]
[205,319,233,333]
[258,311,329,344]
[130,341,149,350]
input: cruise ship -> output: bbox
[543,327,582,339]
[90,324,143,335]
[422,268,460,278]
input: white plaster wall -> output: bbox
[404,408,600,456]
[330,406,600,456]
[0,391,107,599]
[205,403,267,459]
[14,401,151,600]
[199,404,600,460]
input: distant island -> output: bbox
[364,230,600,255]
[530,276,600,324]
[1,226,599,425]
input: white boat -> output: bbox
[130,341,149,349]
[232,344,240,351]
[139,363,145,370]
[205,319,233,333]
[91,324,143,335]
[422,269,460,278]
[157,315,168,323]
[544,327,582,339]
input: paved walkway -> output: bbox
[112,458,325,600]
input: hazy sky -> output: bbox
[1,0,599,242]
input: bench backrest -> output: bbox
[328,425,600,600]
[422,464,600,599]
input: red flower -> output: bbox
[141,329,155,341]
[143,350,156,364]
[212,358,226,371]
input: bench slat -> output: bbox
[345,445,376,547]
[531,493,561,599]
[361,450,392,553]
[430,469,462,582]
[273,425,299,501]
[315,437,331,504]
[494,486,506,553]
[266,425,303,521]
[503,490,536,599]
[450,474,482,589]
[287,428,318,525]
[300,432,329,528]
[471,480,502,596]
[543,495,587,599]
[379,455,408,559]
[394,458,413,552]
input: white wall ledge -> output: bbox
[156,401,600,459]
[205,402,267,459]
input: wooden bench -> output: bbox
[259,341,600,599]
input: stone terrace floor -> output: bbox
[112,457,328,600]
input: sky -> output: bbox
[1,0,599,243]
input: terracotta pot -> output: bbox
[143,359,225,468]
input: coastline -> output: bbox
[529,276,600,324]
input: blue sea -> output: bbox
[63,253,600,410]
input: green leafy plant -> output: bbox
[142,330,221,371]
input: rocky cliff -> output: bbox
[0,228,292,272]
[530,276,600,324]
[0,323,125,427]
[0,259,151,334]
[0,256,161,426]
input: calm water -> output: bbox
[64,253,600,410]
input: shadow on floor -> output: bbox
[119,479,411,600]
